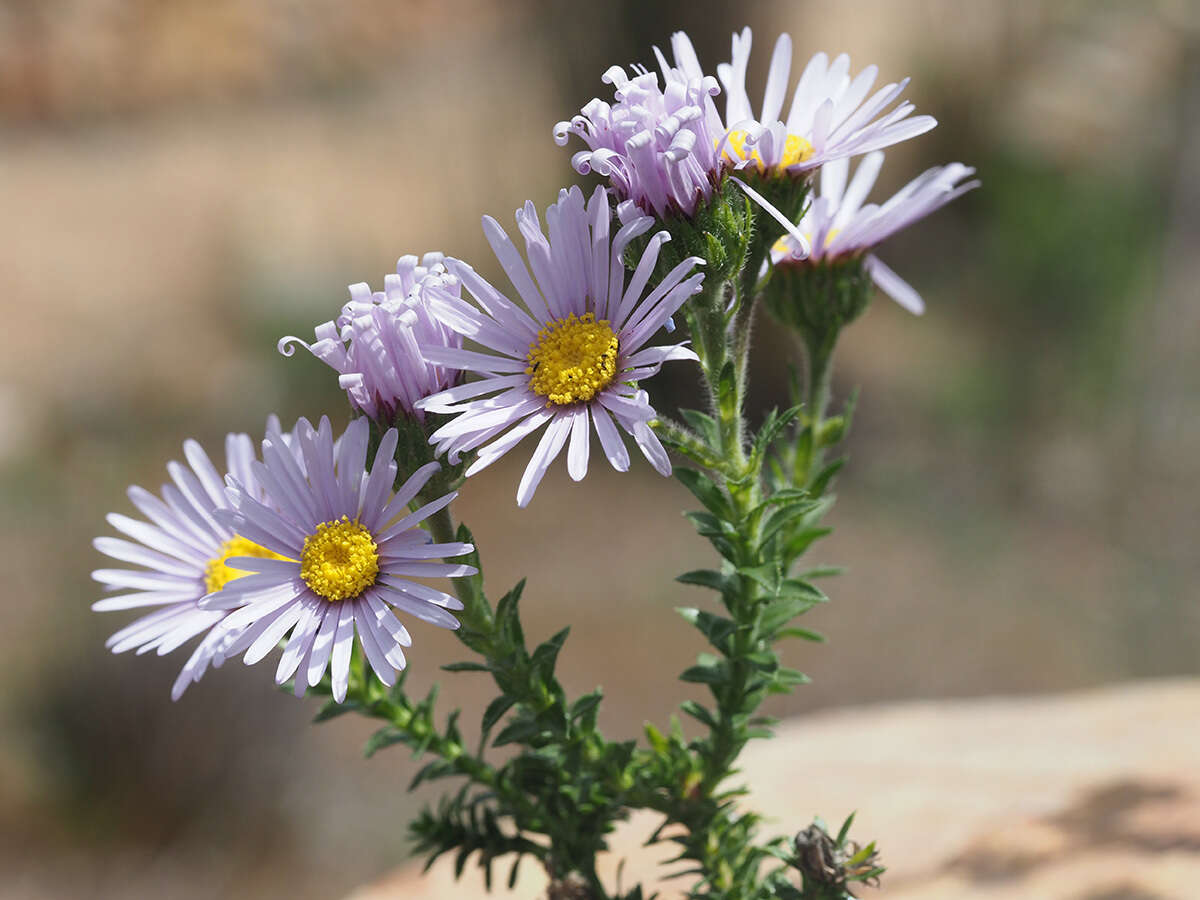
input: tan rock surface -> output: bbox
[349,679,1200,899]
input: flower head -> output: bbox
[555,65,724,219]
[279,254,462,422]
[202,416,475,702]
[92,417,296,700]
[771,152,979,313]
[416,186,704,507]
[666,28,937,176]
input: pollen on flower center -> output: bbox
[204,536,288,594]
[300,516,380,602]
[525,312,619,406]
[723,130,815,171]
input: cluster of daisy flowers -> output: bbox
[93,25,975,700]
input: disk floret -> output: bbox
[204,536,288,594]
[526,313,619,407]
[300,516,381,602]
[725,130,815,172]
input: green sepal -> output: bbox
[762,254,874,349]
[625,176,753,283]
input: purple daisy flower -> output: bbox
[771,152,979,313]
[201,415,475,702]
[554,62,724,220]
[93,417,297,699]
[554,47,813,253]
[278,253,462,422]
[666,28,937,175]
[415,186,704,507]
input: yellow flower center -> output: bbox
[204,536,289,594]
[300,517,380,602]
[525,312,619,407]
[772,228,840,257]
[723,130,815,171]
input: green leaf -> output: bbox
[683,510,727,537]
[759,596,819,634]
[717,361,737,416]
[493,715,541,748]
[644,722,668,753]
[676,607,736,651]
[481,695,515,736]
[409,758,455,790]
[776,626,826,643]
[507,857,522,890]
[680,409,720,446]
[792,424,814,485]
[363,725,407,758]
[760,501,819,547]
[441,660,490,673]
[531,626,570,679]
[683,511,739,559]
[750,488,814,516]
[736,564,779,592]
[809,458,846,495]
[312,699,361,723]
[783,526,833,562]
[778,578,828,603]
[674,467,733,519]
[680,653,728,685]
[773,667,811,687]
[836,811,857,845]
[676,569,733,596]
[570,690,603,729]
[494,580,527,654]
[680,700,717,728]
[454,522,485,594]
[797,565,844,579]
[752,404,803,460]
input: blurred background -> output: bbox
[1,0,1197,897]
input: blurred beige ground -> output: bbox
[1,1,1198,898]
[355,679,1200,899]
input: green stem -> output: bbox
[806,336,835,429]
[798,333,838,488]
[425,501,492,634]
